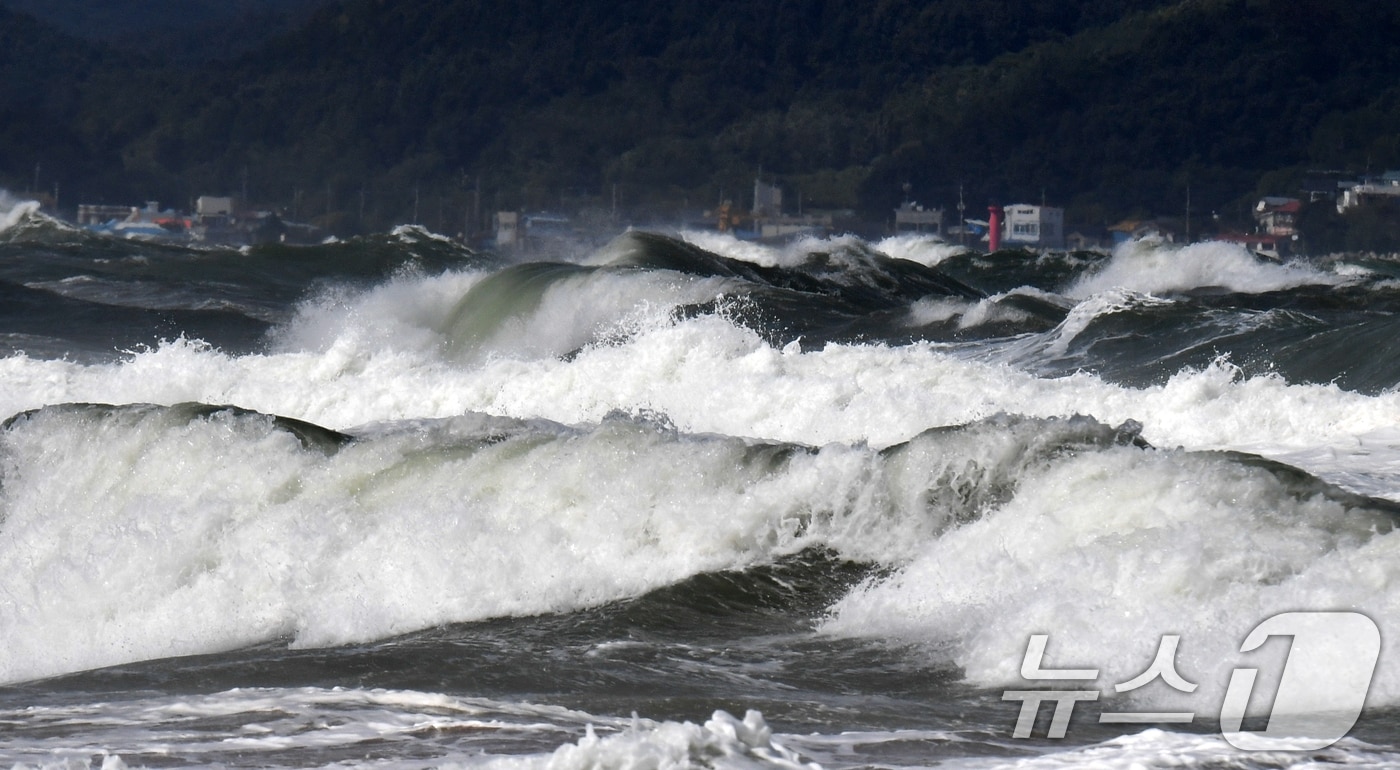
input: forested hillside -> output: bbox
[2,0,1397,235]
[0,0,323,61]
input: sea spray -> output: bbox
[0,404,1169,684]
[1,224,1399,766]
[0,192,41,234]
[1068,238,1344,297]
[823,442,1400,714]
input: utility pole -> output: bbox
[1185,185,1192,244]
[957,184,966,247]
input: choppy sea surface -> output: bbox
[3,195,1400,768]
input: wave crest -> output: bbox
[1069,239,1344,298]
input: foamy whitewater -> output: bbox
[3,200,1400,769]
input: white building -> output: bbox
[753,179,782,218]
[494,211,521,249]
[1002,204,1064,249]
[894,201,943,234]
[196,196,234,217]
[1337,172,1400,213]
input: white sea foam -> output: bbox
[0,402,974,682]
[271,265,733,364]
[1068,239,1344,298]
[8,686,1392,770]
[6,267,1400,686]
[680,229,787,267]
[906,296,976,326]
[0,687,605,768]
[680,229,950,271]
[3,307,1400,484]
[925,287,1068,331]
[936,728,1400,769]
[481,709,818,770]
[1038,288,1174,356]
[822,441,1400,714]
[0,191,41,233]
[0,688,819,770]
[875,232,969,267]
[391,223,458,244]
[5,338,1400,692]
[906,294,1038,330]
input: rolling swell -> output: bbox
[14,550,910,736]
[825,423,1400,714]
[983,282,1400,392]
[931,248,1108,295]
[441,261,599,358]
[429,231,1023,361]
[7,395,1377,695]
[9,203,1400,765]
[605,231,985,308]
[0,277,270,359]
[37,222,1400,393]
[8,213,1400,393]
[7,398,1394,726]
[0,399,1163,684]
[1,401,354,454]
[0,220,486,359]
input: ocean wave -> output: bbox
[10,685,1393,770]
[0,403,910,682]
[874,232,971,267]
[822,439,1400,714]
[481,710,818,770]
[0,193,42,235]
[4,228,1400,718]
[271,231,991,365]
[0,687,605,769]
[0,401,1157,683]
[0,686,825,770]
[4,392,1395,704]
[6,312,1400,480]
[933,728,1400,770]
[1067,239,1345,297]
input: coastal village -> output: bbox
[74,196,324,246]
[45,168,1400,257]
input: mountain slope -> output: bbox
[0,0,326,61]
[3,0,1398,233]
[864,0,1400,218]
